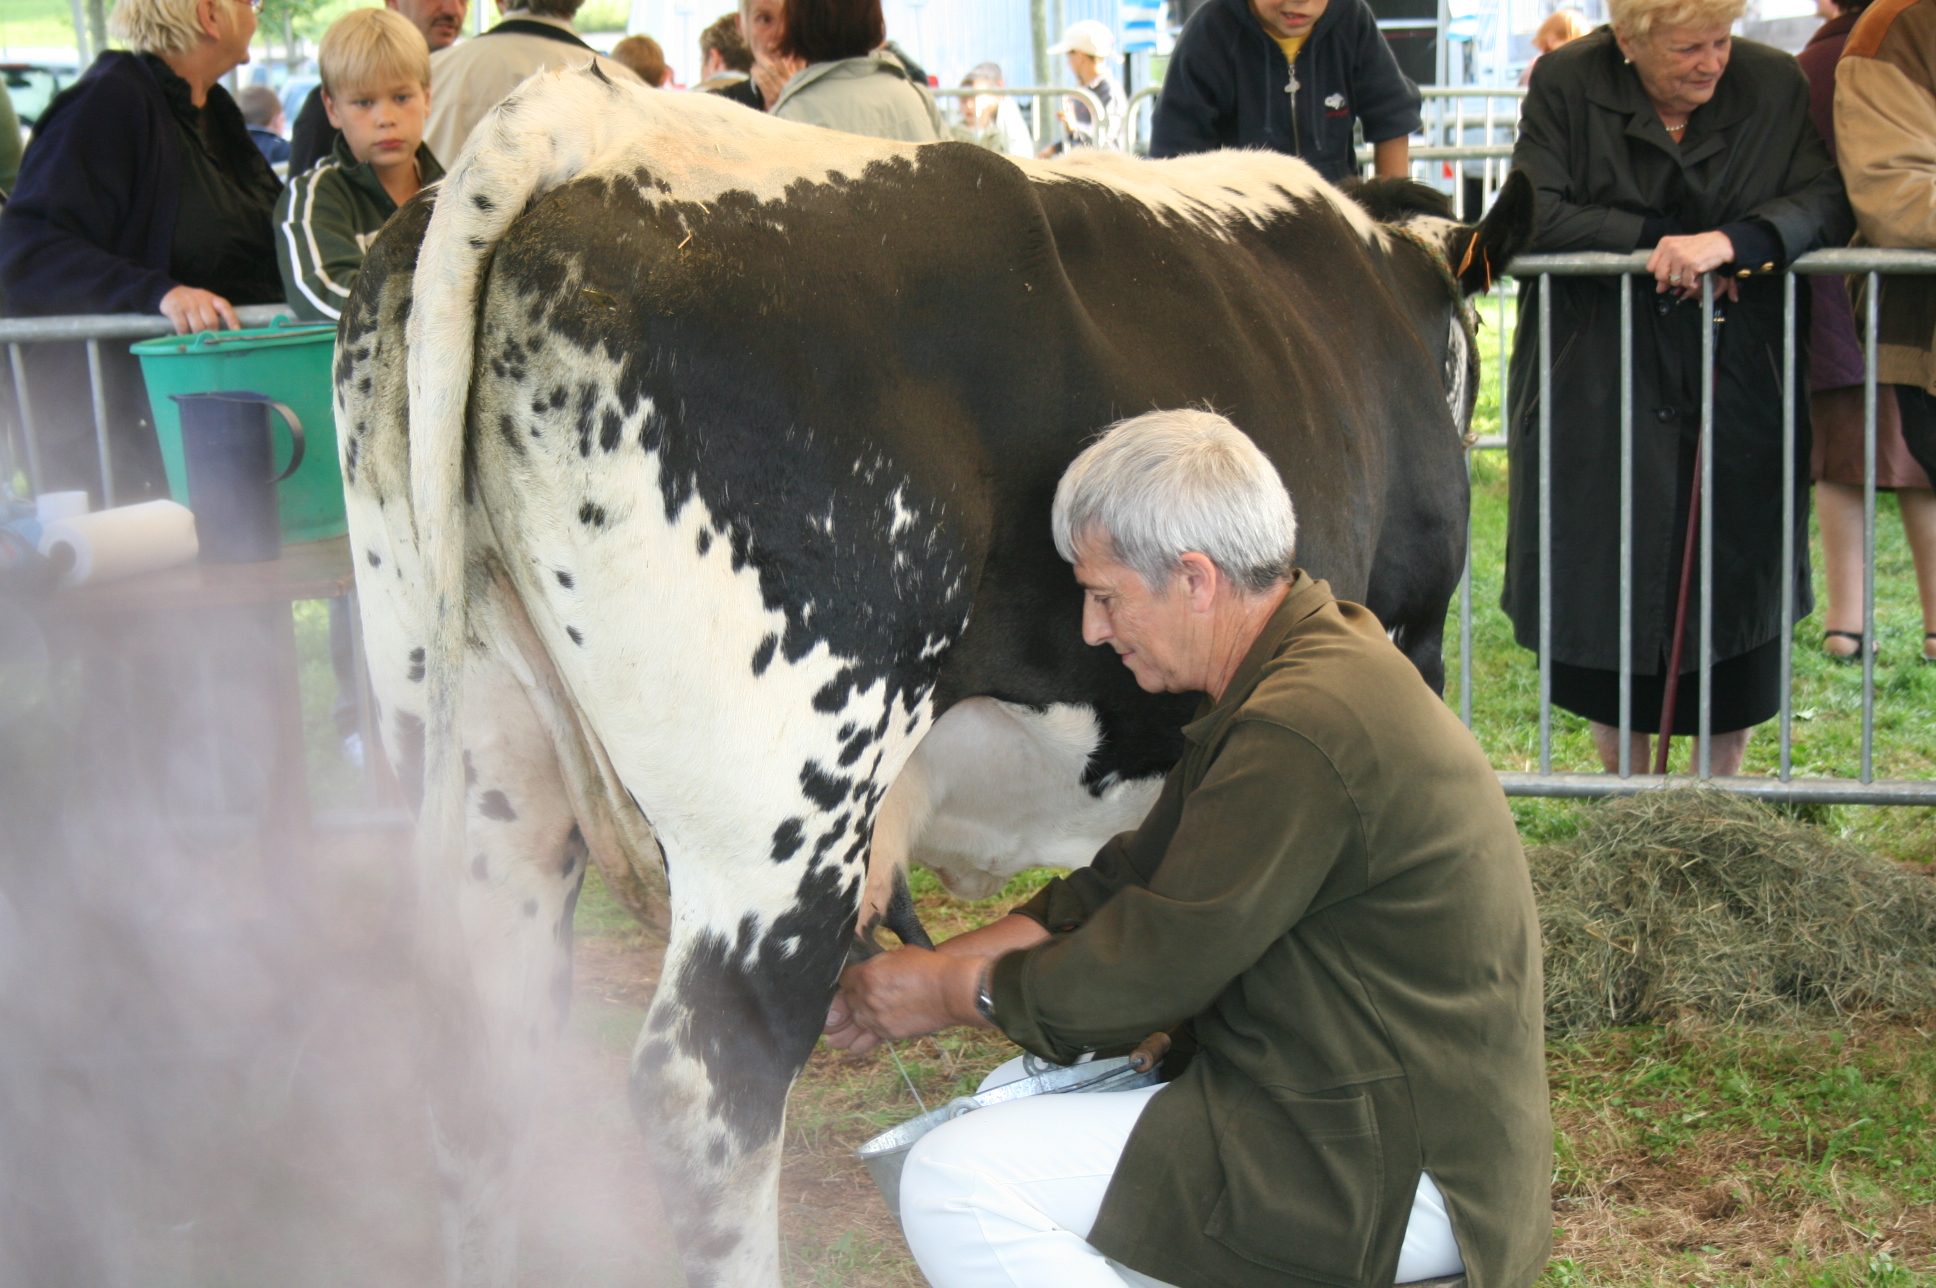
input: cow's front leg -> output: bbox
[629,850,860,1287]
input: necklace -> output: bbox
[1665,120,1687,133]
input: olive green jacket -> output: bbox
[990,574,1551,1288]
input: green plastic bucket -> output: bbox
[132,315,345,544]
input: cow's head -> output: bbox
[1342,168,1537,296]
[1341,169,1537,435]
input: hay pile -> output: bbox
[1531,790,1936,1032]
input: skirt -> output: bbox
[1809,385,1931,490]
[1549,636,1784,735]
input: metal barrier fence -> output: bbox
[0,303,404,823]
[928,85,1107,155]
[1122,84,1162,153]
[1408,88,1523,219]
[1124,84,1523,164]
[1482,248,1936,805]
[1,304,286,507]
[7,252,1933,808]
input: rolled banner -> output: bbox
[38,500,200,588]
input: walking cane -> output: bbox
[1652,433,1704,775]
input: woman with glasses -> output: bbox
[0,0,285,501]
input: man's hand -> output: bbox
[1647,231,1740,302]
[824,947,990,1054]
[751,52,805,108]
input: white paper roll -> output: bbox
[38,500,200,588]
[34,491,89,523]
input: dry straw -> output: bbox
[1532,789,1936,1032]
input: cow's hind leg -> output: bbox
[628,858,858,1286]
[353,541,591,1286]
[427,629,595,1285]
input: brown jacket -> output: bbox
[1836,0,1936,392]
[988,574,1551,1288]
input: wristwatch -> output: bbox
[974,963,997,1025]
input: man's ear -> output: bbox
[1178,552,1221,613]
[197,0,225,41]
[322,90,342,130]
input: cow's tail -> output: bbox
[404,64,648,890]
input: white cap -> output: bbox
[1048,19,1117,58]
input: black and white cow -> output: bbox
[336,65,1530,1288]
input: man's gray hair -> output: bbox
[1051,409,1297,594]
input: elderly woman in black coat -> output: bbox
[1503,0,1852,776]
[0,0,282,501]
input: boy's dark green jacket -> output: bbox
[989,573,1551,1288]
[274,136,442,322]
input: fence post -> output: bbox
[1618,273,1633,777]
[1780,271,1796,782]
[1862,271,1878,783]
[1538,273,1552,775]
[86,339,116,508]
[8,343,43,495]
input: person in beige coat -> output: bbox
[423,0,639,164]
[1836,0,1936,662]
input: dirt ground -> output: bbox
[119,839,1918,1288]
[557,917,1936,1288]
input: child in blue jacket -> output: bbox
[1151,0,1420,183]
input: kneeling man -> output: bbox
[826,410,1552,1288]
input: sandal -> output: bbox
[1823,629,1868,663]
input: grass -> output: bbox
[555,856,1936,1288]
[1541,1021,1936,1286]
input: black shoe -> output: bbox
[1823,630,1868,663]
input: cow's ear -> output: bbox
[1450,168,1536,296]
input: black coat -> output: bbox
[1150,0,1420,182]
[1502,29,1852,673]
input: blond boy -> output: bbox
[275,7,443,321]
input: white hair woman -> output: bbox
[1504,0,1853,776]
[828,410,1550,1288]
[0,0,283,501]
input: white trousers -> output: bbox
[899,1057,1465,1288]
